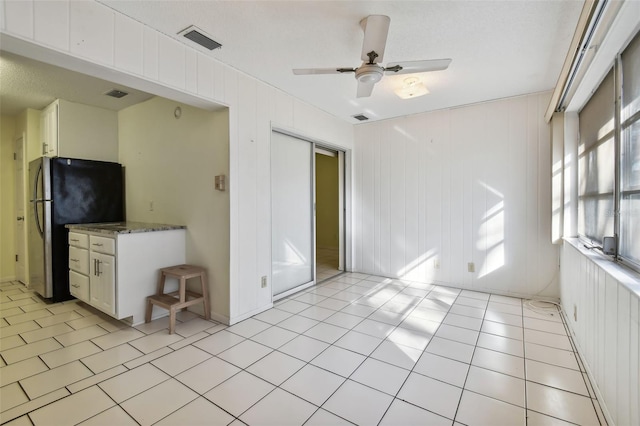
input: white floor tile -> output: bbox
[0,356,49,386]
[524,329,573,351]
[250,325,298,349]
[477,332,524,357]
[465,365,525,407]
[277,300,312,314]
[155,397,234,426]
[310,345,366,377]
[481,320,523,340]
[351,358,410,395]
[524,342,579,370]
[241,388,317,425]
[523,317,567,335]
[175,356,241,394]
[99,363,169,403]
[91,328,145,350]
[472,347,525,379]
[484,310,523,327]
[449,304,485,319]
[368,309,409,326]
[455,296,488,309]
[174,317,220,337]
[525,410,575,425]
[20,323,74,344]
[418,297,453,312]
[282,364,345,406]
[35,311,83,327]
[151,345,211,376]
[252,308,293,324]
[398,315,441,334]
[460,290,490,301]
[299,305,336,321]
[304,322,348,343]
[121,379,198,425]
[217,339,272,368]
[370,340,423,370]
[490,295,522,306]
[380,399,452,426]
[246,350,306,385]
[413,352,470,387]
[39,340,102,369]
[20,360,93,399]
[323,380,394,425]
[353,318,396,339]
[0,382,29,411]
[443,312,483,331]
[487,301,522,315]
[386,326,432,351]
[193,329,245,355]
[304,408,353,426]
[0,335,25,352]
[339,303,377,317]
[526,381,600,425]
[425,336,475,364]
[1,337,62,364]
[279,334,330,362]
[277,314,320,333]
[316,297,350,311]
[81,343,144,374]
[525,359,589,396]
[29,386,114,426]
[455,390,525,426]
[409,306,447,323]
[324,311,364,329]
[334,330,383,356]
[54,324,109,347]
[80,405,138,425]
[127,331,183,354]
[67,365,127,394]
[226,318,271,338]
[435,323,479,345]
[204,371,274,417]
[0,320,41,338]
[397,372,462,419]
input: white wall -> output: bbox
[353,92,559,298]
[118,97,230,320]
[560,241,639,426]
[0,0,354,324]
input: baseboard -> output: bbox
[0,275,16,283]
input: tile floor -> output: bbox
[0,275,608,425]
[316,248,342,282]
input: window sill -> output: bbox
[563,237,640,299]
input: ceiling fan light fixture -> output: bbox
[355,65,383,84]
[395,77,429,99]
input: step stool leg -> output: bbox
[156,271,167,296]
[200,271,211,320]
[169,306,177,334]
[145,298,153,323]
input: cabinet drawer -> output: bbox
[68,232,89,249]
[69,270,89,302]
[69,246,89,275]
[90,235,115,255]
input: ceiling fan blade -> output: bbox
[360,15,390,63]
[293,68,355,75]
[385,59,452,75]
[356,81,375,98]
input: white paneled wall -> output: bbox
[354,93,559,297]
[0,0,353,324]
[560,241,640,426]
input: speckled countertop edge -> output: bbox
[66,221,186,235]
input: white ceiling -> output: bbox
[0,51,154,116]
[98,0,584,123]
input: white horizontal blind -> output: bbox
[271,131,314,298]
[578,68,615,244]
[621,31,640,267]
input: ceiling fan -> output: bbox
[293,15,452,98]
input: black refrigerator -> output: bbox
[28,157,124,302]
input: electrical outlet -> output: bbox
[573,304,578,322]
[468,262,475,273]
[434,258,440,269]
[261,276,267,288]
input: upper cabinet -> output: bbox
[40,99,119,162]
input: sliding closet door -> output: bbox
[271,131,314,298]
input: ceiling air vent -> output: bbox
[104,89,128,98]
[178,25,222,51]
[352,114,369,121]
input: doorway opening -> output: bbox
[315,147,344,282]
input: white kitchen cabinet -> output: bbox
[90,251,116,315]
[40,99,119,162]
[67,223,186,325]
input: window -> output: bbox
[578,30,640,270]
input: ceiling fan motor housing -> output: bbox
[356,63,384,84]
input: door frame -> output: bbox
[270,127,351,301]
[14,133,28,284]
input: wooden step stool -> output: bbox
[145,264,210,334]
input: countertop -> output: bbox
[66,221,186,235]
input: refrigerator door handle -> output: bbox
[31,161,45,237]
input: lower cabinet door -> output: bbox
[89,252,116,316]
[69,270,89,302]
